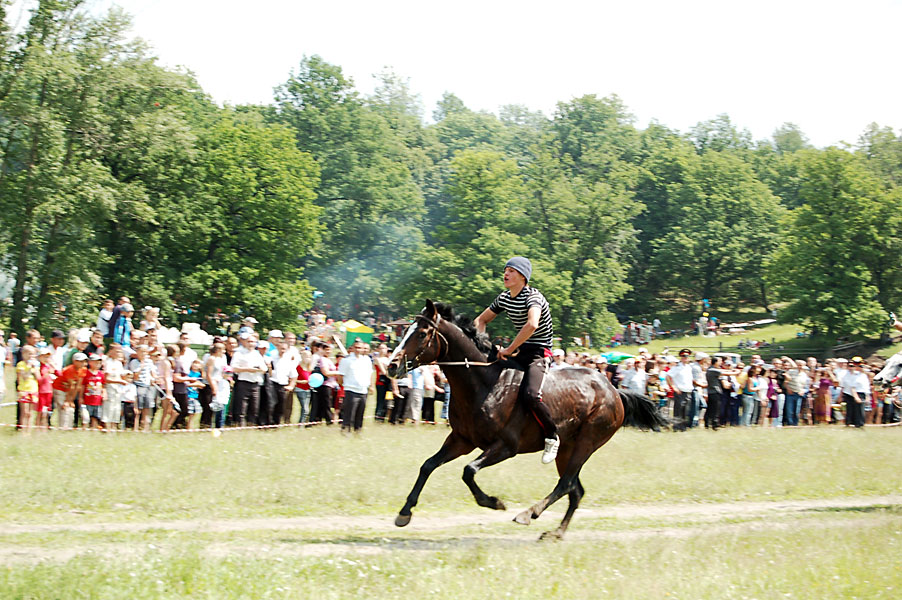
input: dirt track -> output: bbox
[2,496,899,565]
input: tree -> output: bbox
[648,151,784,307]
[767,148,887,337]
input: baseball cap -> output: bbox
[73,352,88,361]
[120,303,134,313]
[88,353,102,361]
[38,347,53,355]
[51,329,65,339]
[679,348,691,357]
[76,331,91,343]
[268,329,284,338]
[131,330,147,339]
[239,332,253,340]
[850,356,864,366]
[695,351,709,361]
[552,349,565,357]
[243,317,258,324]
[256,341,269,349]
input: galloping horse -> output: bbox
[873,352,902,389]
[387,300,668,539]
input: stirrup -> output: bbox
[541,435,560,464]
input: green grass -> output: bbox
[1,425,901,523]
[2,423,901,598]
[2,511,900,599]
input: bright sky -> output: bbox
[10,0,902,147]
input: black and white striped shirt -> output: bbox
[489,286,553,348]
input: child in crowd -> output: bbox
[36,347,57,429]
[185,359,205,430]
[103,346,131,432]
[16,345,40,432]
[81,354,106,430]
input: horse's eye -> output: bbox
[417,331,426,338]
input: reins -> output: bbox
[408,314,502,369]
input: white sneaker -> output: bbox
[541,436,560,464]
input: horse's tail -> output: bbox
[618,391,670,432]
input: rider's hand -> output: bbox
[497,346,513,360]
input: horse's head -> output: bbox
[873,352,902,390]
[387,299,446,378]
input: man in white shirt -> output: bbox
[271,340,299,424]
[666,348,697,431]
[841,356,870,428]
[229,333,268,427]
[50,330,68,372]
[177,332,198,372]
[337,340,374,433]
[549,348,566,370]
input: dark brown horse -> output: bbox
[387,300,668,539]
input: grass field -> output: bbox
[2,421,901,598]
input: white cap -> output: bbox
[243,317,258,324]
[131,330,147,338]
[552,349,565,357]
[73,352,88,361]
[76,331,91,343]
[239,332,253,340]
[38,347,53,355]
[695,351,709,361]
[268,330,284,338]
[256,340,269,349]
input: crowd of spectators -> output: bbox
[3,299,898,434]
[1,298,449,434]
[549,348,900,429]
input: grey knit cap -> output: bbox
[505,256,532,282]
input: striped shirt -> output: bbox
[489,286,554,348]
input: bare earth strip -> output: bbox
[1,495,900,566]
[1,494,899,536]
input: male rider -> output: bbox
[474,257,559,464]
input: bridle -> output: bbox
[397,314,501,371]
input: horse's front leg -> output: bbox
[396,432,474,527]
[462,439,517,510]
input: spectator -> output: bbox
[230,333,267,427]
[406,366,426,424]
[185,360,205,430]
[238,317,258,337]
[140,306,162,332]
[271,340,299,425]
[549,348,566,369]
[35,347,56,430]
[63,331,91,368]
[53,352,86,429]
[49,329,67,372]
[103,346,130,431]
[104,297,131,340]
[204,342,230,429]
[129,345,159,433]
[373,343,393,420]
[15,345,40,432]
[170,344,192,429]
[96,299,115,337]
[337,339,374,433]
[666,349,695,431]
[85,329,106,357]
[842,357,869,428]
[177,333,198,371]
[294,350,313,424]
[112,303,135,351]
[8,332,20,356]
[309,340,338,426]
[783,359,810,426]
[80,354,106,430]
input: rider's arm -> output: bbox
[502,306,539,356]
[473,308,497,334]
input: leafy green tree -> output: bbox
[273,56,424,316]
[648,151,784,307]
[768,148,887,337]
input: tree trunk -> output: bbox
[758,281,770,313]
[31,215,62,332]
[9,204,35,337]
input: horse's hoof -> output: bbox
[395,513,412,527]
[513,511,531,526]
[539,529,563,541]
[490,497,506,511]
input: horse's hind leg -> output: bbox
[538,477,585,541]
[462,440,517,511]
[396,432,474,527]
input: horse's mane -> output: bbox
[432,303,493,354]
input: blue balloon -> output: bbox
[308,372,325,388]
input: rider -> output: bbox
[474,257,559,464]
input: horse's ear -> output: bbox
[424,299,437,319]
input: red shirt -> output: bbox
[53,364,86,392]
[296,366,310,391]
[81,370,105,406]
